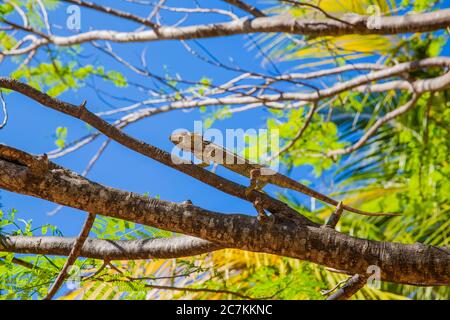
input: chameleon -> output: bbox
[170,131,400,219]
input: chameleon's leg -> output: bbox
[245,168,268,198]
[253,197,273,223]
[245,169,273,223]
[197,162,210,168]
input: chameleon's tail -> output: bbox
[286,178,400,217]
[341,204,401,217]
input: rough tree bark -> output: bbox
[0,149,448,286]
[1,2,449,300]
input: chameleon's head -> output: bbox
[169,131,203,152]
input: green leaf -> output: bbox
[55,126,68,148]
[427,37,445,57]
[106,71,127,87]
[0,3,14,15]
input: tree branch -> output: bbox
[326,274,368,300]
[0,78,313,226]
[222,0,266,18]
[43,212,96,300]
[60,0,159,30]
[2,9,450,56]
[0,148,448,286]
[3,57,449,163]
[327,94,420,157]
[269,102,318,160]
[0,235,223,260]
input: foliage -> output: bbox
[250,0,450,300]
[0,209,65,299]
[0,0,448,300]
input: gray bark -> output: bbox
[0,153,448,286]
[0,235,222,260]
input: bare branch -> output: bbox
[60,0,159,29]
[0,90,8,129]
[143,283,258,300]
[281,0,355,26]
[0,147,448,286]
[0,235,222,260]
[327,93,420,157]
[222,0,266,18]
[3,9,450,56]
[44,212,96,300]
[326,274,368,300]
[0,78,312,225]
[269,102,318,160]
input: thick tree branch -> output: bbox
[0,235,222,260]
[0,149,448,286]
[0,78,313,226]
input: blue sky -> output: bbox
[0,0,307,236]
[1,0,449,237]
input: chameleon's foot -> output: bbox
[257,212,274,225]
[249,168,262,186]
[246,168,268,200]
[245,186,255,199]
[245,168,261,200]
[197,162,210,168]
[253,197,272,224]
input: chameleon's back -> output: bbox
[169,132,399,217]
[169,131,268,178]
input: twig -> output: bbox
[0,18,51,40]
[281,0,355,27]
[144,283,259,300]
[328,93,420,157]
[43,212,96,300]
[36,0,52,35]
[268,102,318,161]
[60,0,159,30]
[326,274,368,300]
[222,0,266,17]
[157,4,239,20]
[0,90,8,129]
[320,275,351,295]
[82,260,109,280]
[5,0,29,27]
[1,256,40,270]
